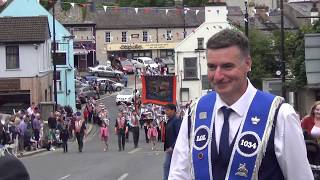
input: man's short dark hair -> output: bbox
[165,104,176,112]
[206,29,249,57]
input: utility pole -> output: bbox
[183,0,186,38]
[244,0,249,37]
[280,0,286,100]
[52,0,58,109]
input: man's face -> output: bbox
[165,108,175,119]
[207,46,251,103]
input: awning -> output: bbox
[74,49,89,55]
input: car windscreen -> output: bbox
[121,60,132,66]
[144,60,154,64]
[119,89,133,95]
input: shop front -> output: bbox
[105,42,176,59]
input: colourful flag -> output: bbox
[141,75,177,105]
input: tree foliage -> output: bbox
[243,28,277,89]
[273,21,320,91]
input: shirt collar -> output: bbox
[215,79,257,117]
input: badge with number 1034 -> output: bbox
[236,131,261,157]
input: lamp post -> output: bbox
[244,0,249,37]
[280,0,286,100]
[134,70,137,111]
[52,0,58,109]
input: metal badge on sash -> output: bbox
[199,112,207,120]
[251,116,260,125]
[235,163,248,177]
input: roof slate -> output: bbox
[0,16,50,43]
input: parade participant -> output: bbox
[169,29,313,180]
[302,101,320,139]
[32,113,42,149]
[74,116,86,153]
[163,104,181,180]
[99,107,109,126]
[115,112,128,151]
[131,111,140,148]
[100,121,109,152]
[148,122,158,150]
[60,123,69,153]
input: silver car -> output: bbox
[88,65,124,78]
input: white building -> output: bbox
[175,2,231,105]
[0,16,52,113]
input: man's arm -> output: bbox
[169,113,192,180]
[275,103,313,180]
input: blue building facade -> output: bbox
[0,0,76,110]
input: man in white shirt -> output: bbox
[169,29,313,180]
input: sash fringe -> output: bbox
[252,96,284,180]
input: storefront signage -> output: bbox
[120,44,143,50]
[107,43,176,51]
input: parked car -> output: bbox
[116,88,140,105]
[77,86,98,103]
[120,59,135,74]
[96,78,124,92]
[88,65,124,78]
[132,57,158,69]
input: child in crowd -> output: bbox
[147,123,158,150]
[100,121,109,152]
[60,123,69,153]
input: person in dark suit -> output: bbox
[163,104,181,180]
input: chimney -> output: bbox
[205,0,228,23]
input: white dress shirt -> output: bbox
[169,81,313,180]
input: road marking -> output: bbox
[98,93,115,101]
[128,148,142,154]
[117,173,128,180]
[58,174,71,180]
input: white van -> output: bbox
[132,57,158,69]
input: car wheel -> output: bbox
[116,87,121,91]
[94,72,99,77]
[115,74,121,78]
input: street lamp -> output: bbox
[244,0,249,37]
[280,0,286,100]
[52,0,58,109]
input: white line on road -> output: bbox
[128,148,142,154]
[117,173,128,180]
[58,174,71,180]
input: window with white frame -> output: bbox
[143,31,148,42]
[197,38,204,49]
[183,57,198,79]
[55,71,62,91]
[6,45,19,69]
[122,32,127,42]
[105,32,111,43]
[166,30,172,41]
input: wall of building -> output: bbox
[20,73,53,105]
[95,27,194,64]
[175,5,230,104]
[0,43,51,78]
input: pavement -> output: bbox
[22,123,94,157]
